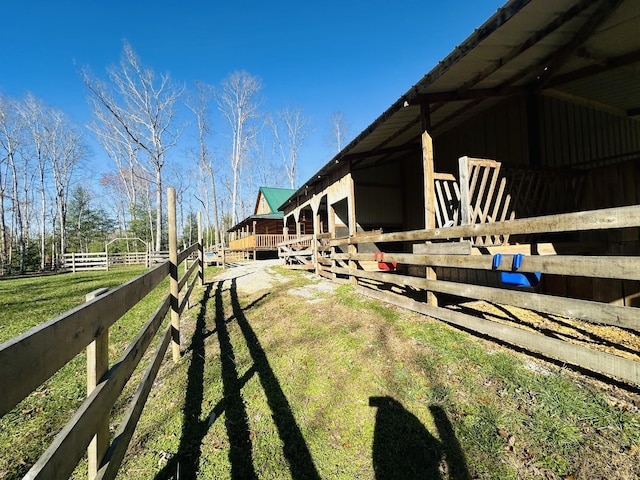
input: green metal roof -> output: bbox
[259,186,296,213]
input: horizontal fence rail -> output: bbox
[278,235,320,269]
[1,188,204,480]
[326,203,640,385]
[62,251,172,272]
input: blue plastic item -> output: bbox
[498,253,541,287]
[492,253,502,269]
[500,271,541,287]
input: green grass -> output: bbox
[0,265,162,479]
[3,267,640,479]
[0,266,150,343]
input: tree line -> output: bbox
[0,41,350,275]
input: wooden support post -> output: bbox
[328,203,337,280]
[458,156,471,225]
[422,130,438,306]
[313,205,320,275]
[253,220,257,261]
[296,215,301,239]
[168,187,180,362]
[72,252,76,273]
[198,211,203,286]
[348,173,358,286]
[86,287,110,480]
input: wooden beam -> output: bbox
[86,288,110,480]
[168,187,180,362]
[413,241,472,255]
[458,157,471,225]
[416,0,594,110]
[96,326,172,480]
[339,252,640,281]
[25,296,171,480]
[413,86,529,104]
[331,205,640,246]
[422,126,438,306]
[355,285,640,385]
[547,49,640,89]
[342,142,419,163]
[0,262,170,418]
[536,0,626,88]
[337,267,638,329]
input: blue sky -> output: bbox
[1,0,505,185]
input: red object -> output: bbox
[378,262,397,271]
[374,252,397,271]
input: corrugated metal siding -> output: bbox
[539,95,640,168]
[434,97,529,171]
[355,185,402,227]
[353,163,403,228]
[401,155,426,231]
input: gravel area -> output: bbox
[212,260,338,302]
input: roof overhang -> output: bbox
[282,0,640,211]
[227,213,284,233]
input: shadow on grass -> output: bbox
[369,396,471,480]
[155,282,216,480]
[229,277,321,480]
[156,275,319,480]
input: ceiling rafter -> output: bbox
[425,0,626,136]
[421,0,595,113]
[546,49,640,88]
[536,0,626,88]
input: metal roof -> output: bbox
[282,0,640,210]
[257,187,297,213]
[227,213,283,233]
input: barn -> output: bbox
[279,0,640,384]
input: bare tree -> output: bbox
[270,105,312,189]
[18,94,49,270]
[82,41,183,251]
[252,132,282,188]
[89,104,141,228]
[216,71,262,224]
[0,95,16,272]
[0,96,26,272]
[44,109,88,255]
[326,110,350,154]
[186,80,222,245]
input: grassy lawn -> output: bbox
[2,265,640,479]
[0,266,162,479]
[119,267,640,479]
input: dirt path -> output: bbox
[212,260,338,301]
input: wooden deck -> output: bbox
[228,234,288,252]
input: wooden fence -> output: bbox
[62,251,171,272]
[63,252,109,272]
[228,234,287,252]
[328,204,640,385]
[278,235,318,269]
[0,189,203,480]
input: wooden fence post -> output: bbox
[198,211,203,286]
[86,287,110,480]
[253,220,257,261]
[422,131,438,306]
[458,156,471,225]
[348,173,358,286]
[168,187,180,362]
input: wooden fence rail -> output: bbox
[62,251,171,272]
[328,203,640,385]
[278,235,316,269]
[0,188,203,480]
